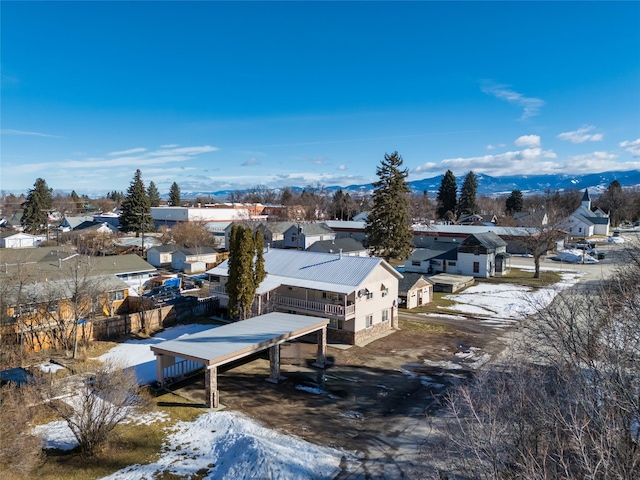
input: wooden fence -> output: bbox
[8,297,220,353]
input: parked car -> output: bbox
[575,240,596,250]
[143,285,180,303]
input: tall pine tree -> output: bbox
[365,152,413,260]
[147,181,161,207]
[169,182,181,207]
[437,170,457,220]
[21,178,53,233]
[458,171,478,216]
[505,189,524,215]
[119,170,154,235]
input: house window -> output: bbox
[366,291,374,300]
[448,261,457,267]
[48,303,58,314]
[412,261,420,266]
[578,227,582,233]
[381,284,388,297]
[322,291,340,301]
[366,315,373,327]
[382,309,389,322]
[329,318,342,330]
[110,291,125,301]
[209,275,220,283]
[473,262,480,273]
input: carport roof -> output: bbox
[150,312,329,367]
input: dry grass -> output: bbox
[399,319,453,334]
[31,392,205,480]
[480,267,562,288]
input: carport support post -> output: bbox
[267,345,281,383]
[205,365,218,409]
[313,326,327,368]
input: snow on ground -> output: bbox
[39,362,66,373]
[441,272,582,321]
[556,249,599,263]
[100,411,354,480]
[96,323,216,384]
[33,421,78,451]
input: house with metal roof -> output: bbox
[282,223,336,250]
[404,243,459,275]
[398,273,433,309]
[207,248,402,345]
[457,232,510,278]
[0,231,42,248]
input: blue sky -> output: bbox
[2,1,639,196]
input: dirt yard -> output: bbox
[170,313,508,462]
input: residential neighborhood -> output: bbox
[2,1,640,478]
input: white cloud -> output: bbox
[241,158,260,167]
[413,148,558,176]
[160,144,179,148]
[514,135,541,148]
[619,138,640,157]
[108,147,147,156]
[0,129,63,138]
[557,126,603,143]
[337,165,347,171]
[487,145,496,150]
[481,81,545,119]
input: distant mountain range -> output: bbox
[182,170,640,200]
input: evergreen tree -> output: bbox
[119,170,154,235]
[226,225,260,319]
[147,181,161,207]
[169,182,181,207]
[253,230,266,286]
[458,171,478,216]
[21,178,53,233]
[365,151,413,260]
[505,189,524,215]
[437,170,457,220]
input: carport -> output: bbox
[150,312,329,408]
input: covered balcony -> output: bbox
[274,295,355,320]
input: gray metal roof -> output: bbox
[398,273,432,294]
[150,312,329,366]
[324,220,367,230]
[463,232,508,248]
[286,223,335,236]
[409,244,458,261]
[307,238,366,254]
[412,224,540,236]
[207,249,402,295]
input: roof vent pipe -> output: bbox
[339,249,343,259]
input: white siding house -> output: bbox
[282,223,336,250]
[457,232,510,278]
[171,247,218,273]
[0,232,41,248]
[207,249,401,345]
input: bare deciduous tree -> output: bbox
[444,244,640,479]
[45,362,151,456]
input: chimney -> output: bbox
[267,243,270,252]
[339,249,343,259]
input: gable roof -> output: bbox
[286,223,335,236]
[176,246,217,256]
[147,244,179,253]
[408,244,458,262]
[207,249,401,295]
[462,232,507,249]
[307,238,366,254]
[398,273,432,295]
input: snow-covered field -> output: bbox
[438,271,582,326]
